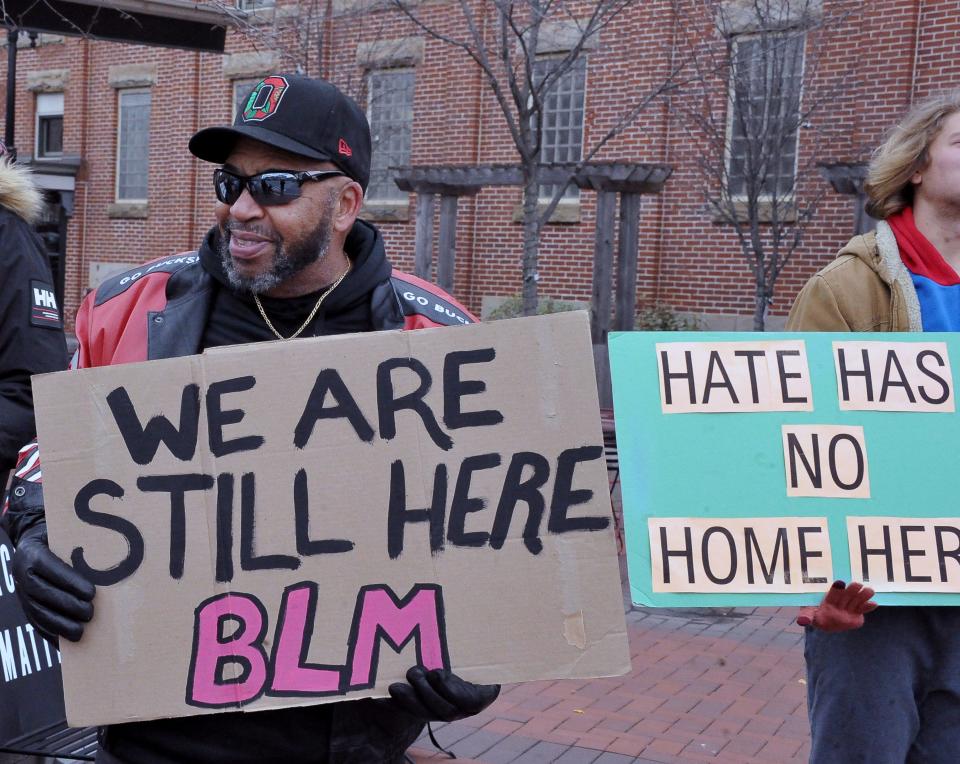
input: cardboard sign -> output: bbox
[609,331,960,607]
[33,312,628,727]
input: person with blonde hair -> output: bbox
[787,89,960,763]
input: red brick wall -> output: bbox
[2,0,956,332]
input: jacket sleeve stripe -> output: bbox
[391,271,477,326]
[3,442,40,516]
[15,451,39,477]
[94,254,200,307]
[16,465,41,484]
[13,441,41,482]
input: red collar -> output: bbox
[887,206,960,285]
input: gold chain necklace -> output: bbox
[253,262,351,341]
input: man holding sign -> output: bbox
[788,91,960,764]
[3,75,498,763]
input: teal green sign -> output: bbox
[609,331,960,607]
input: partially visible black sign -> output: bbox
[0,527,67,744]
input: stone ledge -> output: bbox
[107,202,149,219]
[512,200,581,224]
[716,0,822,34]
[236,4,276,26]
[108,64,157,89]
[1,33,64,48]
[275,5,308,23]
[222,51,278,79]
[359,201,410,222]
[711,200,798,224]
[333,0,445,16]
[27,69,70,93]
[536,19,601,54]
[356,37,424,69]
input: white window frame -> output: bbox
[724,32,805,201]
[35,92,64,159]
[366,68,416,204]
[534,55,587,203]
[115,88,152,203]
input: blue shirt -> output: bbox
[910,273,960,332]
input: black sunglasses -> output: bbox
[213,168,347,207]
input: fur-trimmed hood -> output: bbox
[0,160,42,224]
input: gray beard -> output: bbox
[219,205,334,294]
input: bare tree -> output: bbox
[671,0,863,330]
[210,0,330,78]
[215,0,382,99]
[390,0,683,316]
[221,0,435,156]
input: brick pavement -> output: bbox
[408,605,810,763]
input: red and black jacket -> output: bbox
[7,219,475,530]
[76,220,474,368]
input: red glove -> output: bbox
[796,580,877,632]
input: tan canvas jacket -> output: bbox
[786,220,922,333]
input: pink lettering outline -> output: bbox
[186,592,269,707]
[269,582,341,695]
[345,584,449,690]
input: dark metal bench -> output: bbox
[600,409,619,494]
[0,721,97,762]
[599,408,624,554]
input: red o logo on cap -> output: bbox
[242,76,289,122]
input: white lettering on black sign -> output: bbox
[0,624,60,683]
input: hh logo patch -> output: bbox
[30,280,62,329]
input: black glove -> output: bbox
[388,666,500,722]
[12,522,95,643]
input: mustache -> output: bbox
[223,220,278,240]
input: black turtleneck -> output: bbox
[198,219,394,349]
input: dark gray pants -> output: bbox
[805,606,960,763]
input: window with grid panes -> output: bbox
[236,0,274,10]
[36,92,64,158]
[535,57,586,202]
[367,70,415,202]
[116,90,151,201]
[727,33,804,198]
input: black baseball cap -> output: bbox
[189,74,372,191]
